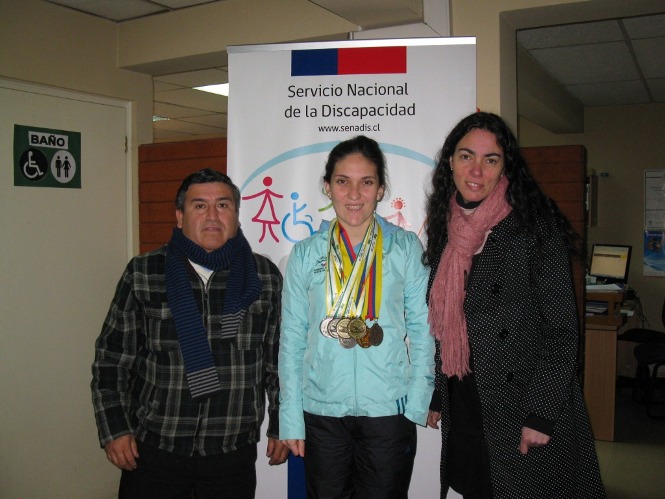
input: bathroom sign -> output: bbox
[13,124,81,188]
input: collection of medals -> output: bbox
[323,217,383,349]
[320,316,384,349]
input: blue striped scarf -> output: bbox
[166,227,262,401]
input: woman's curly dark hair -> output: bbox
[422,111,580,267]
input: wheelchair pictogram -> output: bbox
[281,192,314,243]
[20,148,48,181]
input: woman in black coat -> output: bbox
[424,112,605,498]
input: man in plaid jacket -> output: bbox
[92,169,287,498]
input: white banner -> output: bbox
[229,38,475,270]
[228,37,475,499]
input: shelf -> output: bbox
[586,291,625,327]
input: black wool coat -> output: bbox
[428,212,605,499]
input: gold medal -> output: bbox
[336,318,351,339]
[369,323,384,346]
[348,318,367,339]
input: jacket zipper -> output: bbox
[192,271,213,453]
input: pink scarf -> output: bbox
[428,176,512,378]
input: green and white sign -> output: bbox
[13,124,81,188]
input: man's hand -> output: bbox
[282,439,305,458]
[519,426,551,455]
[266,437,289,465]
[427,410,441,429]
[104,434,139,471]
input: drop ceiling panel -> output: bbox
[530,41,638,85]
[623,13,665,39]
[181,114,228,128]
[155,0,221,8]
[154,101,216,119]
[154,81,184,92]
[155,88,228,113]
[632,37,665,79]
[47,0,166,21]
[566,80,650,106]
[308,0,421,28]
[154,68,228,87]
[516,20,623,49]
[154,119,225,135]
[648,78,665,101]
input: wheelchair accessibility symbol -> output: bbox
[19,148,48,182]
[281,192,315,243]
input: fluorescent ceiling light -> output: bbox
[194,83,229,96]
[152,115,171,121]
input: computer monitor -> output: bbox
[588,244,632,284]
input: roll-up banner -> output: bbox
[228,38,475,498]
[228,37,475,269]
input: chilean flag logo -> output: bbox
[291,46,407,76]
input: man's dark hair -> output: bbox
[175,168,241,212]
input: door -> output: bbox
[0,78,130,498]
[522,145,587,365]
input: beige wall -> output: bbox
[450,0,581,124]
[0,1,152,497]
[0,0,154,145]
[0,0,154,249]
[450,0,665,327]
[520,105,665,328]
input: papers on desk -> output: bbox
[586,301,609,315]
[586,283,623,291]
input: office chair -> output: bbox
[618,297,665,418]
[633,342,665,418]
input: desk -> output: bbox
[583,290,626,441]
[584,323,623,441]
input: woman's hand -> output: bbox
[427,410,441,429]
[519,426,551,455]
[283,438,306,457]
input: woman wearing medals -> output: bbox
[279,135,435,498]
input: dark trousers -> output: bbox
[446,374,493,499]
[119,440,257,499]
[303,412,417,499]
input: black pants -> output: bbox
[303,412,417,499]
[119,440,257,499]
[446,374,493,499]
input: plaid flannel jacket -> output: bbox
[91,246,282,456]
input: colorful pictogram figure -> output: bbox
[242,176,284,243]
[282,191,314,243]
[384,197,412,229]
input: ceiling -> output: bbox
[44,0,665,141]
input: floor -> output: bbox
[595,381,665,498]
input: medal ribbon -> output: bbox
[325,216,382,320]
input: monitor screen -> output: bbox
[589,244,632,284]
